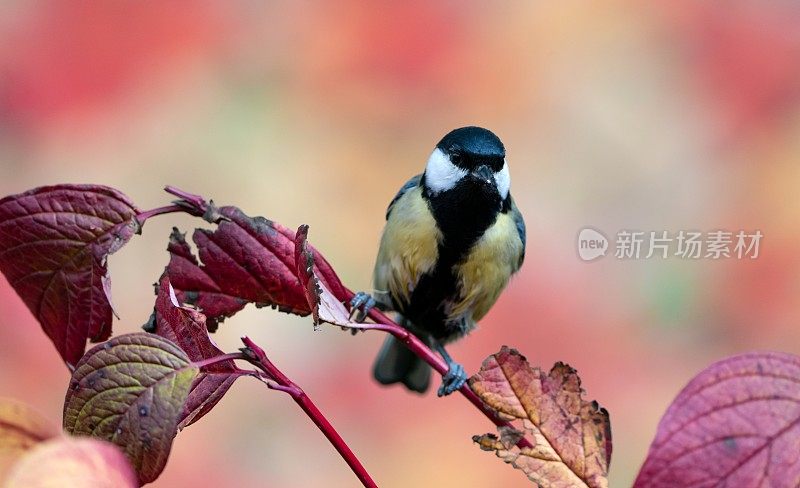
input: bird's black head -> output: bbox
[436,126,505,172]
[423,126,510,201]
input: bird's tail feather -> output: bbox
[373,335,431,393]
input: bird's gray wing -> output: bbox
[386,174,423,220]
[509,195,526,268]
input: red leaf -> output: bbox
[0,185,141,368]
[294,224,321,326]
[635,352,800,487]
[151,275,245,428]
[294,224,354,328]
[164,202,347,329]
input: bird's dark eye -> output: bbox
[449,153,462,166]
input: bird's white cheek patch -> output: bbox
[424,148,467,194]
[495,161,510,199]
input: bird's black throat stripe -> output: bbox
[400,176,510,340]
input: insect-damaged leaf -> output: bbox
[634,352,800,487]
[5,437,137,488]
[0,399,58,481]
[164,200,347,330]
[470,346,611,488]
[63,333,198,485]
[150,275,245,429]
[0,185,141,368]
[294,225,353,328]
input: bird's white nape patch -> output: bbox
[424,148,467,194]
[495,160,510,199]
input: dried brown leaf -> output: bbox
[470,346,611,487]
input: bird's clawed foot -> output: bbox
[437,361,467,397]
[349,291,377,323]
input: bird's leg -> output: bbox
[349,291,378,323]
[434,341,468,397]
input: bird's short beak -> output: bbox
[472,165,495,186]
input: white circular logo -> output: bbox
[577,228,609,262]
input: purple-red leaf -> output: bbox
[0,185,141,368]
[294,225,321,326]
[634,352,800,487]
[470,347,611,487]
[152,275,245,429]
[294,224,354,328]
[63,333,198,485]
[164,200,348,329]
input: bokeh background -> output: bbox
[1,2,800,486]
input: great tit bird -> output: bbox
[351,126,526,396]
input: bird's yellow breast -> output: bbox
[450,211,524,322]
[372,186,440,308]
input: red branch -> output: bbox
[241,337,377,488]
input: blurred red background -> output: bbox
[2,2,800,486]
